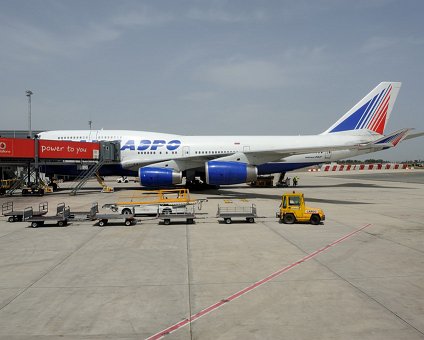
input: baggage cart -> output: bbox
[2,201,48,222]
[69,203,99,221]
[24,204,70,228]
[216,204,257,224]
[157,204,196,225]
[94,207,136,227]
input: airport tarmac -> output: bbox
[0,170,423,339]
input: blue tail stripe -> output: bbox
[330,100,370,132]
[376,133,402,144]
[360,87,386,129]
[359,88,384,129]
[356,93,378,129]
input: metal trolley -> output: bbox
[216,204,257,224]
[2,201,48,222]
[24,204,70,228]
[157,204,196,225]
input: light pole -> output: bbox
[26,90,33,138]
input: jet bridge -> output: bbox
[0,137,121,195]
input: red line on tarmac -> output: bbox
[146,223,372,340]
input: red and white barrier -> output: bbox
[321,163,411,172]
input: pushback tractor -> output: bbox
[276,191,325,225]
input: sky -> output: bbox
[0,0,423,161]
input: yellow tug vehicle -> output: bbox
[277,191,325,225]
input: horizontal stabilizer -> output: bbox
[403,131,424,141]
[372,128,411,147]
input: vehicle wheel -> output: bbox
[283,214,295,224]
[99,220,107,227]
[57,221,65,227]
[225,218,232,224]
[8,216,14,223]
[122,208,132,215]
[125,219,132,226]
[187,218,194,224]
[164,219,170,225]
[124,179,129,183]
[310,215,321,225]
[31,222,39,228]
[248,217,255,223]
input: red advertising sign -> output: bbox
[38,140,100,160]
[0,138,35,158]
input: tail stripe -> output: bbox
[368,85,392,133]
[355,93,379,129]
[373,99,390,134]
[358,88,386,129]
[324,82,400,135]
[375,129,409,146]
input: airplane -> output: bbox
[38,81,423,187]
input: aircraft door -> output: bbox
[183,146,190,157]
[89,130,98,142]
[325,150,331,159]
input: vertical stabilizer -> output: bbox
[323,82,401,135]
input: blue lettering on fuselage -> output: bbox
[137,140,151,151]
[121,139,181,151]
[121,140,135,151]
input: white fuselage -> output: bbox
[38,129,380,173]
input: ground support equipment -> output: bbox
[216,204,257,224]
[2,201,48,222]
[24,205,70,228]
[69,203,99,221]
[157,204,196,225]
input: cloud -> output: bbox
[360,36,399,53]
[197,59,286,90]
[187,8,267,23]
[0,18,121,62]
[180,91,216,102]
[113,6,174,27]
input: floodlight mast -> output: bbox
[26,90,33,138]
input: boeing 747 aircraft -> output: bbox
[39,82,423,187]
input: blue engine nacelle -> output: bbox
[205,161,257,185]
[138,167,182,187]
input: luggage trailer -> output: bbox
[2,201,48,222]
[216,204,257,224]
[24,203,70,228]
[94,206,136,227]
[69,203,99,221]
[157,204,196,225]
